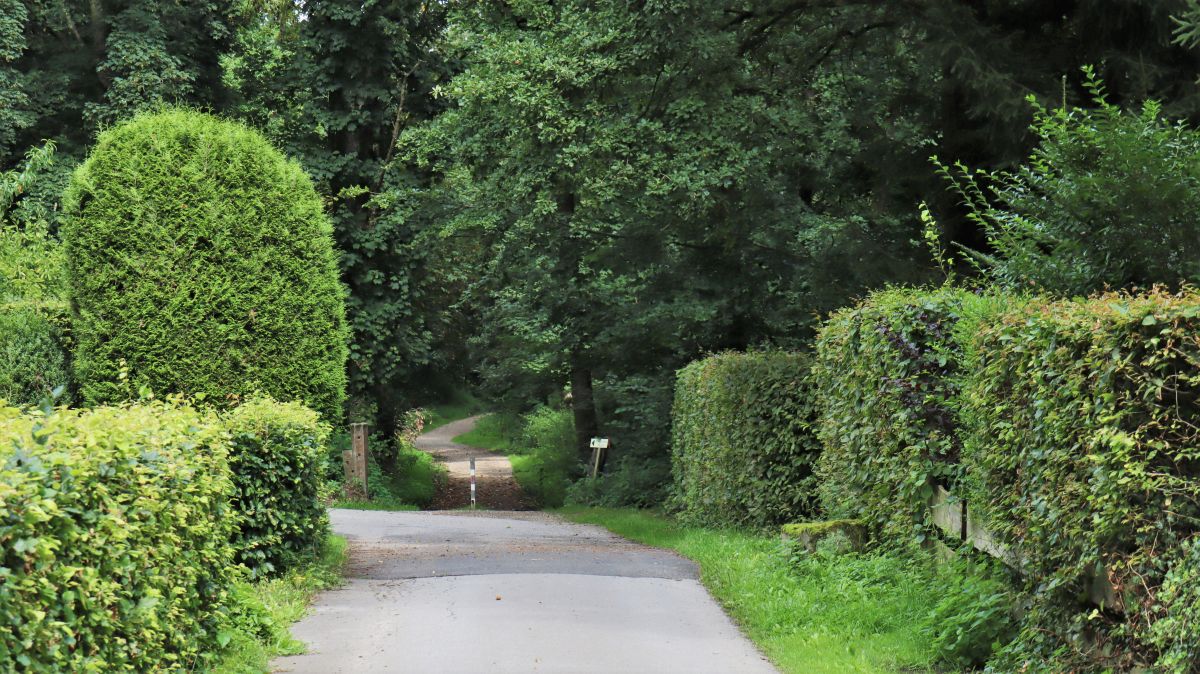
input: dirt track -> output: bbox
[415,415,532,510]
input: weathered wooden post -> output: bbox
[344,422,369,499]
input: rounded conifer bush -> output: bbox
[62,109,348,419]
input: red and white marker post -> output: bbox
[469,456,476,508]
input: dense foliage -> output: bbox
[63,109,348,420]
[223,397,330,579]
[671,351,818,528]
[0,301,69,407]
[0,402,237,672]
[944,72,1200,294]
[960,288,1200,671]
[813,288,1018,540]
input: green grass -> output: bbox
[331,497,420,511]
[424,390,486,431]
[209,534,347,673]
[510,453,570,507]
[557,507,951,674]
[451,411,519,451]
[386,445,445,506]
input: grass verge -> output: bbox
[331,444,445,511]
[557,507,951,674]
[209,534,347,673]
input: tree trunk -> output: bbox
[570,358,599,465]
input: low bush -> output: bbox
[671,351,818,528]
[511,406,575,507]
[223,397,330,578]
[813,287,1017,540]
[0,402,237,672]
[566,454,670,509]
[0,300,71,406]
[960,287,1200,671]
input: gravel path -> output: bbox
[416,416,531,510]
[271,509,778,674]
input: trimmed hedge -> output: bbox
[813,287,1017,540]
[223,397,329,578]
[62,109,349,420]
[671,351,818,528]
[0,402,237,672]
[0,300,71,407]
[960,288,1200,671]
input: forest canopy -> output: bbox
[4,0,1200,496]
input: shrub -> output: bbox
[941,71,1200,295]
[565,454,670,509]
[0,300,70,406]
[670,350,818,528]
[812,287,1017,540]
[0,402,237,672]
[62,108,349,420]
[223,397,329,578]
[959,288,1200,671]
[512,406,576,507]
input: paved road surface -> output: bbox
[271,509,778,674]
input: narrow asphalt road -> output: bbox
[271,509,778,673]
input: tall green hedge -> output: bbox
[960,288,1200,671]
[223,397,329,578]
[0,300,70,406]
[813,288,1017,540]
[0,402,237,672]
[62,109,348,420]
[671,351,819,528]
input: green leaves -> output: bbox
[62,109,349,421]
[671,351,819,529]
[959,287,1200,671]
[223,397,330,579]
[0,401,238,672]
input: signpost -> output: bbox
[588,437,610,478]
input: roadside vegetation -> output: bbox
[424,390,486,431]
[559,508,1008,674]
[212,535,347,673]
[454,409,575,507]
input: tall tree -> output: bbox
[225,0,460,432]
[404,0,928,462]
[1,0,242,163]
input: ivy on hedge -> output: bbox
[62,109,349,421]
[223,397,330,578]
[960,288,1200,671]
[0,402,237,672]
[812,287,1018,540]
[670,351,819,528]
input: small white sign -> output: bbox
[589,437,610,449]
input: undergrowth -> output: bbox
[209,534,347,673]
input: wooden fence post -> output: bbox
[345,422,369,499]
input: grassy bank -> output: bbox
[210,534,347,673]
[558,508,958,674]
